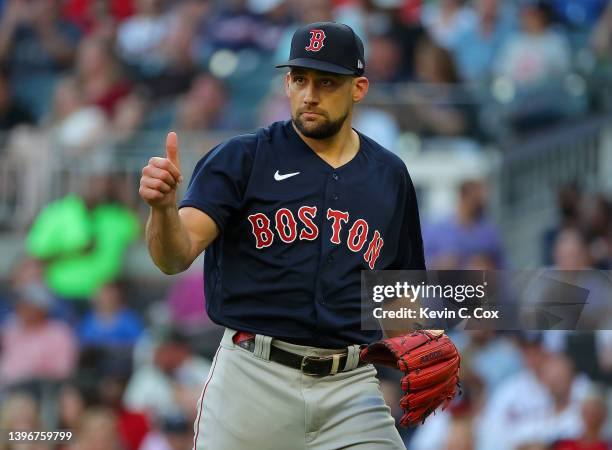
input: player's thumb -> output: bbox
[165,131,181,170]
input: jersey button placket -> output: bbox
[315,171,339,308]
[332,172,339,201]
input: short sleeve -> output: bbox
[392,169,426,270]
[179,137,255,231]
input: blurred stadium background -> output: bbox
[0,0,611,449]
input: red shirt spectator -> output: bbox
[553,441,609,450]
[63,0,135,34]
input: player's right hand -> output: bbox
[139,131,183,210]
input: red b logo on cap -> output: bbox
[305,29,326,52]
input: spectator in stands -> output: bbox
[97,374,150,450]
[582,194,611,270]
[6,256,80,327]
[141,0,211,98]
[194,0,287,61]
[592,1,612,60]
[173,73,235,131]
[516,445,549,450]
[0,69,34,132]
[0,0,81,118]
[552,387,609,450]
[403,35,477,137]
[532,354,586,444]
[123,328,211,422]
[365,33,406,83]
[48,77,108,159]
[444,416,474,450]
[78,282,144,348]
[62,0,135,37]
[553,228,591,270]
[69,408,122,450]
[477,337,590,450]
[0,283,77,388]
[421,0,477,49]
[246,0,292,53]
[165,269,208,331]
[542,184,582,265]
[494,0,571,88]
[451,0,516,81]
[57,383,87,432]
[550,229,611,328]
[458,331,523,393]
[551,0,608,29]
[333,0,425,79]
[111,91,148,143]
[139,413,193,450]
[9,256,45,291]
[424,180,505,269]
[0,392,49,450]
[116,0,170,75]
[76,37,132,117]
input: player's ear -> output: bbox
[284,72,291,98]
[351,76,369,103]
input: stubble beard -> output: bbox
[292,109,349,139]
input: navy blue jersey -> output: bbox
[179,120,425,347]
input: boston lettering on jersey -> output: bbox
[179,120,425,348]
[247,206,384,269]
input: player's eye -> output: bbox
[320,79,337,88]
[293,76,305,85]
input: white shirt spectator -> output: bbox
[55,106,107,151]
[494,30,571,86]
[123,355,211,420]
[117,14,171,66]
[476,370,590,450]
[422,2,477,49]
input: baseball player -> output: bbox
[140,22,459,450]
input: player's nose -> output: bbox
[302,83,319,105]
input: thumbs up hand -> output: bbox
[139,131,184,209]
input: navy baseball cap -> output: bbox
[276,22,365,76]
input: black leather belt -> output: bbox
[237,337,367,377]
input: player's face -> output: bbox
[285,68,367,139]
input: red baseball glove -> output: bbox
[360,330,460,427]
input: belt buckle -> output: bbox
[300,355,321,376]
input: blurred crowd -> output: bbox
[0,259,218,450]
[0,0,611,153]
[424,180,612,271]
[0,0,611,230]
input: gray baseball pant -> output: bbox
[192,328,405,450]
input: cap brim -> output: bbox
[275,58,356,75]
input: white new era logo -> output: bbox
[357,59,363,69]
